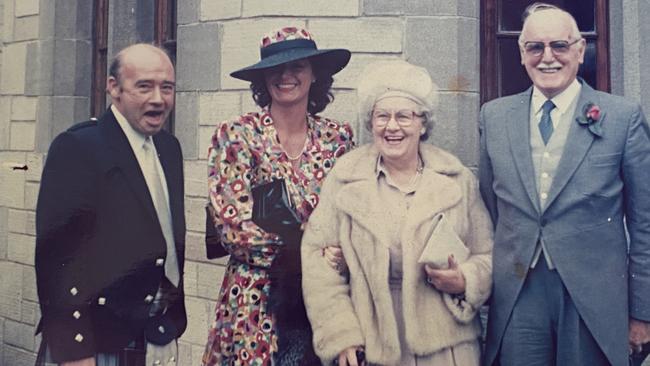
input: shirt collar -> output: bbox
[112,104,149,150]
[531,78,581,116]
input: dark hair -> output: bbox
[250,57,335,115]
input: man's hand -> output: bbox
[322,244,347,274]
[61,357,96,366]
[629,318,650,354]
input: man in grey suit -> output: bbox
[480,3,650,365]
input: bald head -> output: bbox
[109,44,173,84]
[519,5,581,45]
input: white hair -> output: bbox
[518,3,582,45]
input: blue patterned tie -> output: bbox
[538,100,556,145]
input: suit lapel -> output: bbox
[100,109,159,224]
[507,88,541,213]
[543,82,598,210]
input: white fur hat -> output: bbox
[356,60,438,124]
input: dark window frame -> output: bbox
[480,0,610,104]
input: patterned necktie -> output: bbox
[538,100,556,145]
[142,138,180,287]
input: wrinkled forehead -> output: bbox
[521,9,575,41]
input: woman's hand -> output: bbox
[322,244,347,274]
[336,346,365,366]
[424,255,466,294]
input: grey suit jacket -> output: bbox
[479,81,650,366]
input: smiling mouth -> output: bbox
[275,83,298,91]
[538,67,561,73]
[384,136,404,144]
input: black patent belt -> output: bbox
[149,277,181,317]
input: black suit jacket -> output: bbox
[35,109,187,362]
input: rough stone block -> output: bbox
[2,0,15,43]
[183,261,198,297]
[25,40,55,97]
[404,0,478,17]
[186,197,205,232]
[177,0,200,25]
[13,15,39,41]
[199,92,242,126]
[22,266,37,302]
[201,0,241,20]
[10,122,36,151]
[0,152,27,209]
[240,90,259,113]
[0,261,23,320]
[11,97,37,121]
[175,92,199,160]
[21,300,39,327]
[53,40,84,96]
[220,19,306,90]
[15,0,39,17]
[177,341,192,365]
[185,159,208,198]
[362,0,405,15]
[2,345,36,366]
[0,42,27,94]
[181,297,211,345]
[49,96,90,143]
[243,0,359,17]
[0,317,4,362]
[322,90,358,136]
[7,234,35,265]
[185,231,205,263]
[405,17,479,93]
[4,319,34,351]
[334,54,401,89]
[309,18,402,53]
[197,262,225,300]
[177,22,221,91]
[24,182,39,210]
[198,126,215,163]
[0,97,11,149]
[0,207,8,259]
[25,153,43,182]
[430,91,480,167]
[8,209,28,234]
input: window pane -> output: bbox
[498,38,531,96]
[498,38,598,96]
[499,0,595,32]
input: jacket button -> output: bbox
[144,295,154,303]
[74,333,84,342]
[158,325,165,333]
[73,311,81,319]
[98,297,106,305]
[155,258,164,266]
[70,287,78,296]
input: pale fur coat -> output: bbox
[301,143,494,365]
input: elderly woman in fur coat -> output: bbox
[301,60,494,366]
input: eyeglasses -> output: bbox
[372,109,423,127]
[523,38,582,57]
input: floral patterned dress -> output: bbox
[202,109,354,366]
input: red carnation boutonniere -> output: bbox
[576,102,603,137]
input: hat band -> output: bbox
[260,38,317,59]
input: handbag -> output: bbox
[205,204,228,259]
[417,213,470,269]
[251,179,301,236]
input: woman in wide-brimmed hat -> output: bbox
[201,27,354,366]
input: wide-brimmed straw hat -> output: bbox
[230,27,351,82]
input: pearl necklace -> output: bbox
[283,134,309,161]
